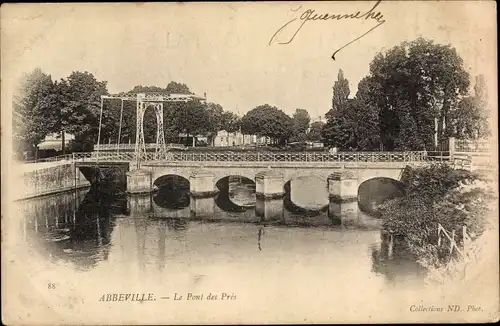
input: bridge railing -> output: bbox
[94,143,187,151]
[73,152,137,161]
[162,151,429,162]
[71,151,429,163]
[22,154,75,164]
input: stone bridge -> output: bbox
[18,149,484,200]
[127,161,425,203]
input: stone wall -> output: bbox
[20,164,90,200]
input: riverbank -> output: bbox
[378,163,497,286]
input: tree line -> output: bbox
[14,38,487,158]
[322,38,490,151]
[13,70,321,157]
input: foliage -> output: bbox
[205,102,224,145]
[62,71,109,141]
[168,100,211,144]
[306,121,324,142]
[379,164,494,269]
[221,111,241,133]
[322,38,485,151]
[451,75,490,139]
[13,68,55,153]
[290,109,311,142]
[240,104,294,145]
[165,81,192,94]
[331,69,350,113]
[321,113,353,149]
[324,71,381,150]
[367,38,470,149]
[130,85,165,93]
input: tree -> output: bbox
[351,77,382,150]
[292,109,310,134]
[321,116,352,149]
[169,100,211,146]
[221,111,241,133]
[205,102,224,145]
[326,38,472,151]
[290,109,311,142]
[61,71,109,144]
[241,104,293,145]
[13,68,55,158]
[368,38,470,149]
[307,121,324,142]
[165,81,192,94]
[451,75,490,139]
[329,69,350,116]
[130,85,165,93]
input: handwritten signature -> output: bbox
[269,0,386,60]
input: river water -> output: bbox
[12,177,433,323]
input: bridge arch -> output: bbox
[357,177,405,216]
[153,174,190,188]
[152,174,190,210]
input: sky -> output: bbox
[2,1,497,119]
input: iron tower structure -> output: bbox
[100,92,206,168]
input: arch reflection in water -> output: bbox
[357,177,405,216]
[284,176,329,211]
[211,175,257,222]
[215,175,256,208]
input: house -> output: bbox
[38,132,75,151]
[213,130,270,147]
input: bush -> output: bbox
[379,163,494,269]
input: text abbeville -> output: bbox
[98,293,156,302]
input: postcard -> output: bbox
[1,1,498,324]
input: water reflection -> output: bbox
[370,233,426,286]
[23,189,119,271]
[283,181,328,217]
[19,176,425,286]
[216,176,256,207]
[286,177,329,211]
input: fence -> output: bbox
[437,223,474,266]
